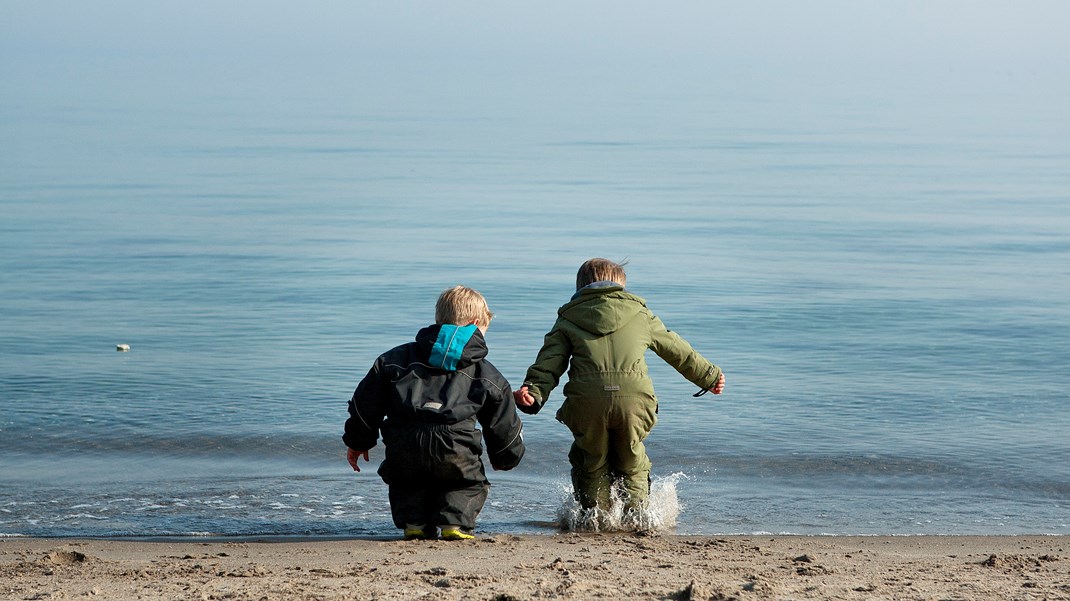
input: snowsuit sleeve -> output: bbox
[477,378,526,471]
[647,310,722,391]
[342,360,389,451]
[520,319,572,414]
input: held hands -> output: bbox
[513,385,536,407]
[347,448,370,472]
[709,372,726,395]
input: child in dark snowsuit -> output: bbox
[345,286,525,540]
[514,259,724,513]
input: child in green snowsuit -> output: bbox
[514,258,725,512]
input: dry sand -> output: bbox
[2,534,1068,600]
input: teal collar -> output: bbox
[429,324,478,371]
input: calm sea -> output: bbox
[2,62,1068,537]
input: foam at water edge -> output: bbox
[557,473,686,533]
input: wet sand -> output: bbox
[2,534,1068,600]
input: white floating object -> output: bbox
[116,344,130,352]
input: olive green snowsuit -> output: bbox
[519,283,722,510]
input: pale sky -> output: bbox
[3,1,1069,79]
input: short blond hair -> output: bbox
[576,258,628,290]
[435,285,494,329]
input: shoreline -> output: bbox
[3,531,1070,542]
[4,534,1068,600]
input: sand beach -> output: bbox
[3,534,1068,600]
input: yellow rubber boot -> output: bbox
[439,527,474,541]
[403,525,436,540]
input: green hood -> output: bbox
[558,284,645,336]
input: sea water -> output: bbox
[2,58,1069,538]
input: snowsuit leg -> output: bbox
[435,482,489,530]
[379,423,490,530]
[558,394,657,510]
[386,481,488,530]
[386,483,434,529]
[566,434,613,510]
[609,396,657,509]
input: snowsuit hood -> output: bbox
[416,323,485,371]
[559,283,644,336]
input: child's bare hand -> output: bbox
[709,373,725,395]
[513,386,536,407]
[347,448,370,472]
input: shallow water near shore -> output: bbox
[556,474,685,534]
[3,49,1070,538]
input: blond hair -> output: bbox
[576,258,628,290]
[435,285,494,329]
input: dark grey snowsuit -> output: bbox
[343,324,525,530]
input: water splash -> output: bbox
[557,473,685,533]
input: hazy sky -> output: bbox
[3,1,1069,80]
